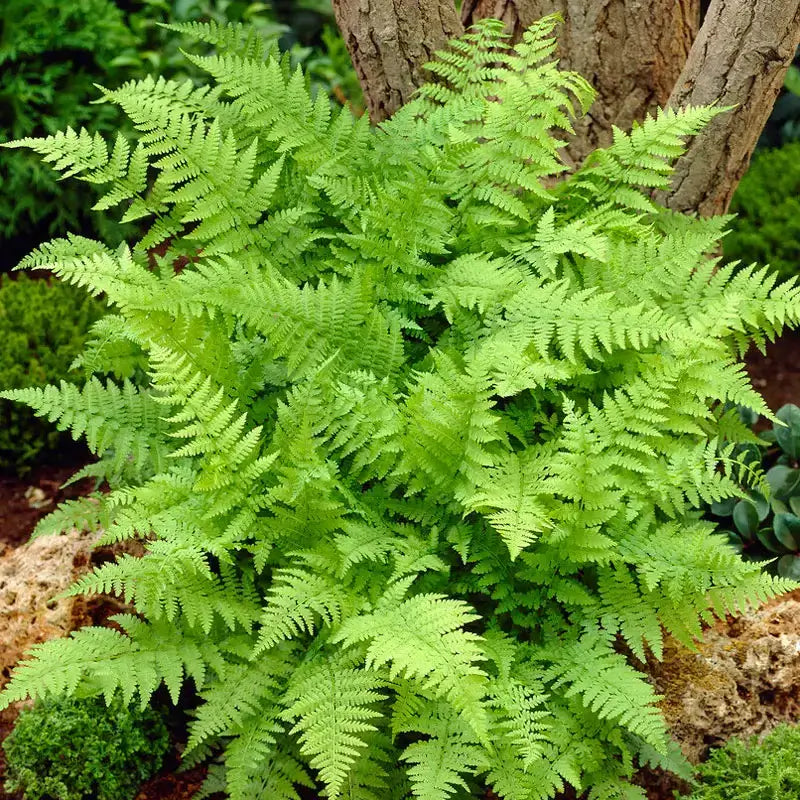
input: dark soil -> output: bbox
[0,463,95,550]
[746,328,800,412]
[135,764,209,800]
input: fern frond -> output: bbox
[0,615,219,710]
[282,654,387,796]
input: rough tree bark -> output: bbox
[331,0,800,215]
[657,0,800,216]
[330,0,463,123]
[460,1,701,167]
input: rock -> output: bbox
[651,589,800,762]
[0,529,99,688]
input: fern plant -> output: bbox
[2,17,799,800]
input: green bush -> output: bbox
[723,143,800,281]
[0,275,104,472]
[709,404,800,580]
[2,17,799,800]
[681,724,800,800]
[0,0,138,265]
[3,694,170,800]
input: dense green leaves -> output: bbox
[724,142,800,282]
[0,275,104,472]
[3,693,168,800]
[2,15,799,800]
[710,404,800,579]
[681,723,800,800]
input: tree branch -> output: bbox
[657,0,800,216]
[331,0,463,123]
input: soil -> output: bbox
[135,764,209,800]
[0,464,95,551]
[745,327,800,412]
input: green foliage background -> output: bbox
[723,60,800,281]
[0,0,136,266]
[723,143,800,282]
[0,275,104,472]
[3,694,169,800]
[0,0,360,270]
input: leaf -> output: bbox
[755,527,783,555]
[723,530,745,554]
[733,501,759,540]
[766,466,800,500]
[750,491,770,522]
[785,64,800,96]
[777,555,800,580]
[773,513,800,552]
[710,497,736,517]
[775,404,800,458]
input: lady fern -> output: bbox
[2,16,799,800]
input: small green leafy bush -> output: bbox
[681,723,800,800]
[0,275,103,473]
[3,694,169,800]
[2,16,800,800]
[723,143,800,282]
[710,404,800,580]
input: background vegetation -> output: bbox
[0,0,360,271]
[0,274,104,472]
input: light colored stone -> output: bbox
[651,589,800,762]
[0,529,97,687]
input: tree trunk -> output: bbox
[333,0,800,216]
[657,0,800,216]
[330,0,463,123]
[461,1,701,168]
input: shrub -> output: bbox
[723,143,800,281]
[0,0,137,266]
[709,404,800,580]
[681,723,800,800]
[3,694,170,800]
[0,275,104,473]
[1,16,799,800]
